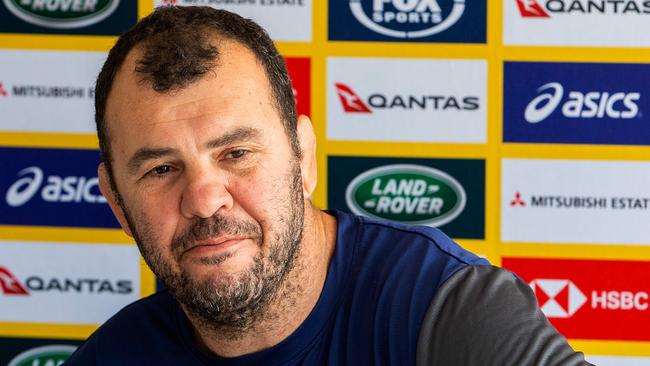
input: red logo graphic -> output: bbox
[285,57,311,117]
[161,0,177,5]
[530,279,587,318]
[510,191,526,207]
[0,267,29,295]
[503,258,650,342]
[334,83,372,113]
[516,0,550,17]
[0,82,8,97]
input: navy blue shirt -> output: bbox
[65,210,488,365]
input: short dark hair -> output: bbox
[95,6,299,177]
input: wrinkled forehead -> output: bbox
[104,39,278,143]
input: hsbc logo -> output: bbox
[524,82,640,123]
[505,257,650,342]
[334,82,480,113]
[516,0,650,17]
[530,278,649,319]
[530,279,587,318]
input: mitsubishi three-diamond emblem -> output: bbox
[529,279,587,318]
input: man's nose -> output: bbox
[180,165,233,219]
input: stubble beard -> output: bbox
[118,162,305,334]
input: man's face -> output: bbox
[101,40,310,328]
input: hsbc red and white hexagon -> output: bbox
[503,258,650,341]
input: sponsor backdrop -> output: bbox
[1,0,649,362]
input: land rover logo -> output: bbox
[345,164,466,226]
[3,0,120,29]
[8,345,77,366]
[349,0,465,39]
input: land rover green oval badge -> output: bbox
[8,345,77,366]
[345,164,466,226]
[3,0,120,29]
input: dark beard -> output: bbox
[120,161,305,333]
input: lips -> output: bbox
[180,236,248,260]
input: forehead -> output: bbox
[104,38,280,152]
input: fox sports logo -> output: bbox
[349,0,466,38]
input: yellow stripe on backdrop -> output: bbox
[0,34,117,51]
[0,226,130,244]
[0,132,98,149]
[503,46,650,64]
[502,243,650,262]
[0,322,98,340]
[485,0,501,271]
[570,340,650,358]
[503,143,650,161]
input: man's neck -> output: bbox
[186,204,337,358]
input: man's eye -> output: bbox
[150,165,171,176]
[226,149,248,159]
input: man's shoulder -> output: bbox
[338,210,488,272]
[65,290,187,365]
[327,211,490,364]
[416,265,593,365]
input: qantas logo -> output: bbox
[0,266,133,296]
[516,0,550,17]
[516,0,650,17]
[530,279,587,318]
[334,82,480,113]
[335,83,372,113]
[0,267,29,295]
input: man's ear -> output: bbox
[296,115,317,198]
[98,163,133,237]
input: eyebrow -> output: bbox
[126,126,261,176]
[204,126,260,150]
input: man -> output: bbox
[66,6,592,365]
